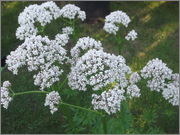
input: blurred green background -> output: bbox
[1,1,179,134]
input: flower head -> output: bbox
[16,1,61,40]
[125,30,138,41]
[92,85,125,114]
[44,91,61,114]
[68,49,131,91]
[141,58,172,92]
[70,37,103,65]
[104,10,131,35]
[60,4,86,21]
[6,35,68,90]
[127,84,141,98]
[62,26,74,35]
[1,81,12,109]
[129,72,141,84]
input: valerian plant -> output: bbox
[1,1,179,134]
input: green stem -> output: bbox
[58,77,68,90]
[61,102,103,116]
[102,116,107,134]
[13,91,48,96]
[116,36,122,54]
[1,64,7,72]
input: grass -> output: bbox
[1,1,179,134]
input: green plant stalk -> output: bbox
[116,36,123,54]
[102,116,107,134]
[58,77,68,90]
[13,90,48,96]
[1,64,7,72]
[61,102,103,116]
[12,90,104,116]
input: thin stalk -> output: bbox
[116,36,122,54]
[61,102,103,116]
[58,77,68,90]
[1,64,7,72]
[13,91,48,96]
[102,116,107,134]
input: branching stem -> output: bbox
[13,90,48,96]
[61,102,103,116]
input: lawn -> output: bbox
[1,1,179,134]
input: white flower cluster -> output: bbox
[129,72,141,84]
[141,58,179,106]
[141,58,172,92]
[162,73,179,106]
[6,35,68,90]
[127,84,141,98]
[70,37,103,64]
[62,26,74,35]
[162,83,179,106]
[125,30,138,41]
[103,23,119,35]
[55,33,69,46]
[103,10,131,35]
[68,49,131,91]
[33,66,63,90]
[60,4,86,21]
[91,71,141,114]
[1,81,12,109]
[16,1,61,40]
[44,91,61,114]
[6,44,27,75]
[92,85,125,114]
[126,72,141,98]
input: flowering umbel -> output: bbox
[44,91,61,114]
[1,81,12,109]
[141,58,179,106]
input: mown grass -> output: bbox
[1,1,179,134]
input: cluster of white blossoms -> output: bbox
[68,49,131,91]
[103,23,119,35]
[70,37,103,64]
[141,58,172,92]
[16,1,61,40]
[92,85,125,114]
[55,34,70,47]
[16,2,86,40]
[125,30,138,41]
[126,72,141,98]
[162,73,179,106]
[91,73,141,114]
[33,65,63,90]
[129,72,141,84]
[103,10,131,35]
[141,58,179,106]
[127,84,141,98]
[44,91,61,114]
[1,81,12,109]
[62,26,74,35]
[60,4,86,21]
[103,10,138,42]
[162,82,179,106]
[6,35,68,90]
